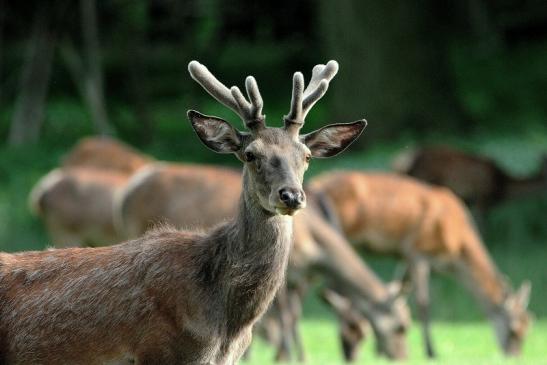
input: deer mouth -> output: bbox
[275,206,301,216]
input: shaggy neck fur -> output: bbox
[195,167,293,337]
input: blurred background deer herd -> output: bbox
[1,0,546,364]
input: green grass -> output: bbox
[245,319,547,364]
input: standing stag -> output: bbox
[1,61,366,364]
[30,139,409,362]
[116,163,411,362]
[392,145,547,213]
[310,171,532,358]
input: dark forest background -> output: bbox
[1,0,546,149]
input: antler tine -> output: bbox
[188,61,265,130]
[188,61,239,114]
[245,76,264,119]
[284,60,339,132]
[286,72,305,123]
[302,60,338,118]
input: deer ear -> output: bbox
[301,120,367,158]
[188,110,243,153]
[386,281,409,300]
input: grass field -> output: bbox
[246,319,547,364]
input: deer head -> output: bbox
[187,61,366,216]
[321,288,370,362]
[493,281,532,356]
[367,281,412,360]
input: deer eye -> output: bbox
[245,152,256,162]
[305,154,311,163]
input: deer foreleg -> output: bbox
[412,258,436,358]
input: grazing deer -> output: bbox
[62,136,153,173]
[310,171,532,358]
[29,167,130,247]
[28,137,153,247]
[392,145,547,213]
[116,165,411,361]
[115,162,242,240]
[0,61,365,364]
[321,288,370,362]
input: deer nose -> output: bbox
[279,188,305,209]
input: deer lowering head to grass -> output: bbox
[310,171,532,358]
[0,61,365,364]
[321,288,371,362]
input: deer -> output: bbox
[28,167,131,247]
[61,136,153,173]
[116,163,411,362]
[28,137,153,247]
[392,145,547,214]
[309,171,532,358]
[115,162,242,240]
[320,288,371,362]
[0,60,366,364]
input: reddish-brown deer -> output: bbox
[310,171,532,358]
[62,136,153,173]
[28,137,153,247]
[392,145,547,213]
[0,61,365,364]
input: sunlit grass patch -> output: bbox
[245,320,547,365]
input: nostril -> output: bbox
[279,189,292,203]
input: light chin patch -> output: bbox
[275,207,300,216]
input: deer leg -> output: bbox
[289,288,305,362]
[412,259,436,358]
[274,285,295,362]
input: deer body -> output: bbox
[29,168,129,247]
[392,146,547,212]
[62,136,153,174]
[0,209,288,364]
[6,61,365,364]
[29,137,153,248]
[310,171,531,357]
[117,163,241,239]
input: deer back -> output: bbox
[62,136,153,174]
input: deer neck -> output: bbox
[231,168,293,257]
[454,233,507,316]
[205,167,293,335]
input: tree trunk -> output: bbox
[126,0,153,144]
[80,0,112,135]
[8,10,55,146]
[0,0,4,105]
[318,0,470,141]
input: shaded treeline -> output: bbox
[0,0,546,147]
